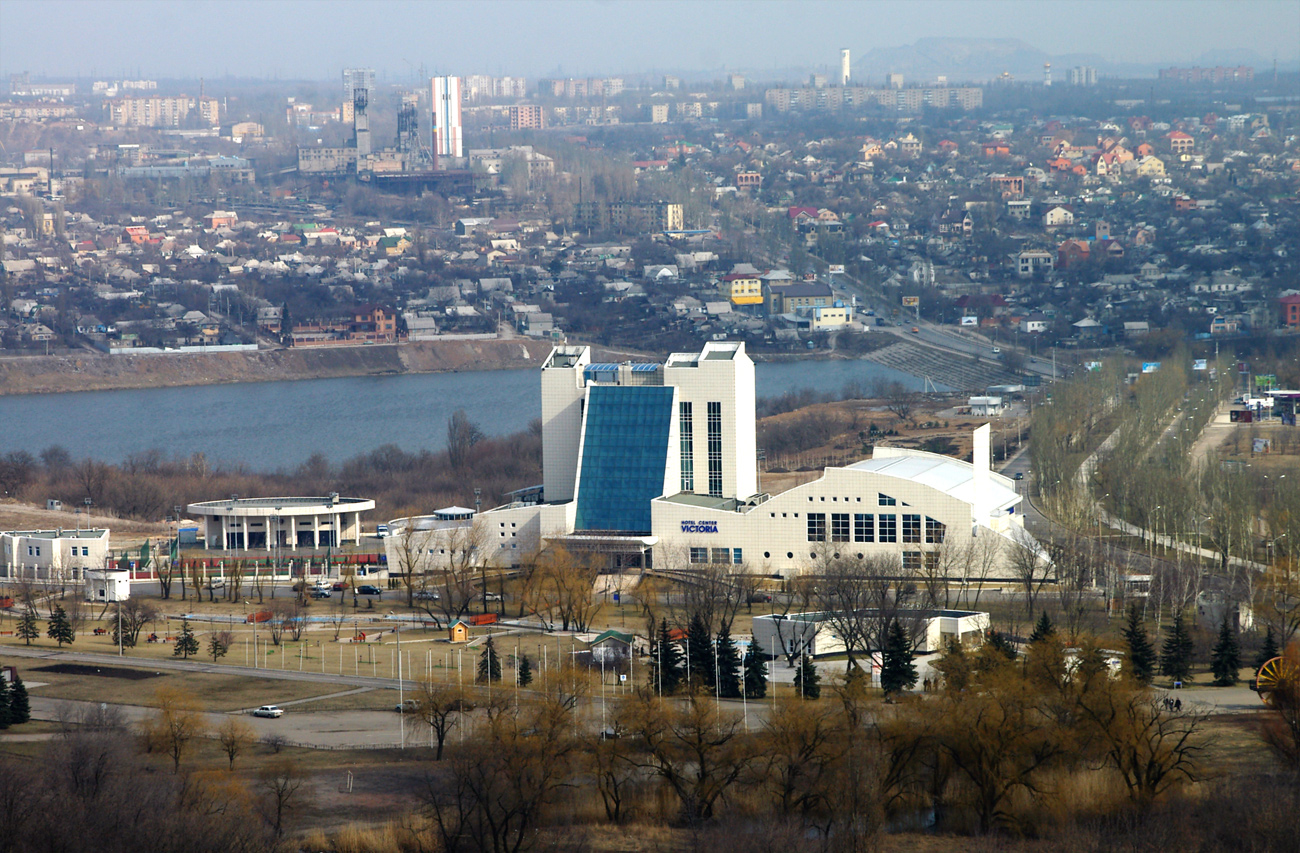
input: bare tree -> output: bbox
[257,759,308,841]
[216,717,256,771]
[446,409,484,471]
[407,678,471,761]
[523,545,602,632]
[113,599,158,648]
[1007,536,1052,617]
[142,687,207,772]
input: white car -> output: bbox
[252,705,284,718]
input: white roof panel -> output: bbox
[846,454,1020,510]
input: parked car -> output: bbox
[357,585,383,596]
[415,590,441,600]
[394,699,420,713]
[482,591,503,602]
[375,524,390,539]
[311,590,331,599]
[252,705,283,718]
[332,581,350,591]
[911,326,920,334]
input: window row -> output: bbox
[689,546,743,565]
[807,513,945,544]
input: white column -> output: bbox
[355,511,362,546]
[241,516,249,552]
[220,515,228,551]
[313,515,320,549]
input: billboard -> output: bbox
[902,296,920,307]
[827,264,845,274]
[1085,361,1103,372]
[1192,358,1208,371]
[1142,362,1161,373]
[1256,374,1278,391]
[960,316,978,326]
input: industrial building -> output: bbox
[186,494,374,551]
[390,343,1040,579]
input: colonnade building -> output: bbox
[187,495,374,551]
[390,342,1038,577]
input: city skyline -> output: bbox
[1,0,1297,81]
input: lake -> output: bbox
[0,357,940,471]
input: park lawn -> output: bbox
[13,663,349,712]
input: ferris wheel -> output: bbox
[1255,656,1299,708]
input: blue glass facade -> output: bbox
[575,385,675,532]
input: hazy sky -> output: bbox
[2,0,1296,81]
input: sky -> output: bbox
[1,0,1297,82]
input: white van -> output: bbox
[375,524,390,539]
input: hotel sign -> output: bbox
[680,520,719,533]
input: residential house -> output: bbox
[721,274,763,307]
[1018,250,1055,277]
[1043,206,1074,228]
[766,281,832,316]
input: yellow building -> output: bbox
[722,274,763,306]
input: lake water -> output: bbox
[0,358,939,471]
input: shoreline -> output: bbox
[0,340,882,398]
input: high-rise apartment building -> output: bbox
[342,68,375,103]
[841,49,851,86]
[431,76,463,160]
[509,104,545,130]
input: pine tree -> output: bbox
[7,678,29,725]
[1210,615,1240,686]
[985,629,1018,660]
[1257,624,1280,670]
[46,605,74,648]
[0,679,10,730]
[1159,611,1194,684]
[880,620,918,695]
[16,609,39,646]
[793,654,820,700]
[208,634,229,663]
[1121,605,1157,685]
[715,625,742,699]
[685,613,715,691]
[477,636,501,683]
[173,619,199,660]
[1028,611,1055,644]
[649,619,684,695]
[517,652,533,687]
[743,645,768,699]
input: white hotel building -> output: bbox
[390,342,1038,578]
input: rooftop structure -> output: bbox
[186,495,374,551]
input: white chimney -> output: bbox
[972,424,991,533]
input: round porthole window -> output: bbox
[786,552,793,559]
[833,553,840,559]
[764,551,771,559]
[857,553,864,559]
[810,552,817,559]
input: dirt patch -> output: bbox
[32,663,161,680]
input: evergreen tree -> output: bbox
[649,619,684,695]
[16,609,39,646]
[477,635,501,683]
[985,629,1018,660]
[880,620,918,695]
[0,679,9,730]
[715,625,742,699]
[742,644,768,699]
[1121,605,1157,685]
[1210,615,1240,686]
[1028,611,1055,644]
[46,605,74,648]
[7,678,30,725]
[793,654,821,700]
[208,634,229,663]
[173,619,199,660]
[1257,624,1280,670]
[1159,611,1194,684]
[685,613,715,691]
[517,652,533,687]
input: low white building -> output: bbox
[186,494,374,551]
[752,609,990,659]
[85,568,131,602]
[969,396,1006,417]
[1,528,110,582]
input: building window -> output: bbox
[679,402,694,492]
[902,551,922,571]
[854,514,874,542]
[926,517,946,544]
[831,513,850,542]
[689,547,709,564]
[878,514,897,543]
[707,402,723,497]
[711,548,732,565]
[807,513,826,542]
[902,514,922,544]
[924,551,940,572]
[733,548,743,564]
[878,493,896,506]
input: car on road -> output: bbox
[357,585,383,596]
[252,705,284,718]
[415,590,441,600]
[911,326,920,334]
[375,524,390,539]
[332,581,350,591]
[481,591,503,602]
[992,347,1001,355]
[310,589,331,599]
[1013,472,1024,480]
[394,699,420,713]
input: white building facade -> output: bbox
[186,495,374,551]
[432,76,464,161]
[398,342,1039,579]
[1,528,110,581]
